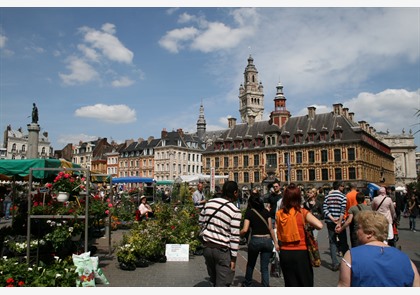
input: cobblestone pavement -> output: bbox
[90,216,420,288]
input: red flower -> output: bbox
[6,277,14,284]
[18,281,25,286]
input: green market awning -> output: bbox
[0,158,81,180]
[155,180,174,185]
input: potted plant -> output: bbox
[44,220,72,255]
[46,172,85,202]
[116,243,137,271]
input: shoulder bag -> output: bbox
[198,201,229,243]
[301,211,321,267]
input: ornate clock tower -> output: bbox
[238,55,264,124]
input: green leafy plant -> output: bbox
[44,220,72,251]
[116,243,137,265]
[0,256,78,287]
[4,237,47,254]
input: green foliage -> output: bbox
[44,220,72,251]
[0,256,78,287]
[114,194,137,222]
[4,237,47,254]
[115,202,202,262]
[179,182,192,204]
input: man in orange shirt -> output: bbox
[344,183,359,247]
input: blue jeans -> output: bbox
[409,215,416,230]
[3,201,12,219]
[326,222,348,267]
[244,236,274,287]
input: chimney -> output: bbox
[348,112,354,122]
[125,139,134,146]
[147,136,154,143]
[228,117,237,129]
[161,128,168,138]
[333,103,343,115]
[177,128,184,137]
[343,107,349,118]
[307,106,316,119]
[358,120,366,130]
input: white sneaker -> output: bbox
[413,230,417,232]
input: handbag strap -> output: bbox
[375,196,387,211]
[202,201,229,230]
[251,208,270,231]
[300,210,309,234]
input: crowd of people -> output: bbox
[196,180,420,287]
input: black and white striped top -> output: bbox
[199,197,242,258]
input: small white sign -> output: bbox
[165,244,190,261]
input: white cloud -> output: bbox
[74,104,137,123]
[111,76,134,87]
[236,8,420,103]
[295,89,419,135]
[77,44,100,62]
[0,34,7,48]
[158,27,199,53]
[191,22,253,52]
[159,8,258,53]
[345,89,419,134]
[79,24,133,64]
[57,133,99,146]
[59,56,99,85]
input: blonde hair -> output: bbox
[355,211,388,242]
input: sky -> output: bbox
[0,4,419,152]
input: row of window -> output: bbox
[228,167,357,184]
[206,148,356,168]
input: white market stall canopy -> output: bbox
[175,174,229,184]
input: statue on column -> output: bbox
[32,103,39,124]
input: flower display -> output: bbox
[5,238,46,254]
[0,256,78,287]
[46,171,85,194]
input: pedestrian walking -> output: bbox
[322,181,349,271]
[240,192,279,287]
[199,180,242,287]
[276,183,323,287]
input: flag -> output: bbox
[286,153,291,184]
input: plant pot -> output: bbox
[135,257,150,268]
[57,192,70,202]
[71,232,82,241]
[119,262,136,271]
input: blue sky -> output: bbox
[1,5,419,151]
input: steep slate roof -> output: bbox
[155,129,205,150]
[203,107,387,153]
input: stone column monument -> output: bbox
[27,102,40,159]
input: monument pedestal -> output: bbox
[27,123,40,159]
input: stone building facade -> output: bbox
[201,56,395,193]
[377,129,417,187]
[1,124,52,159]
